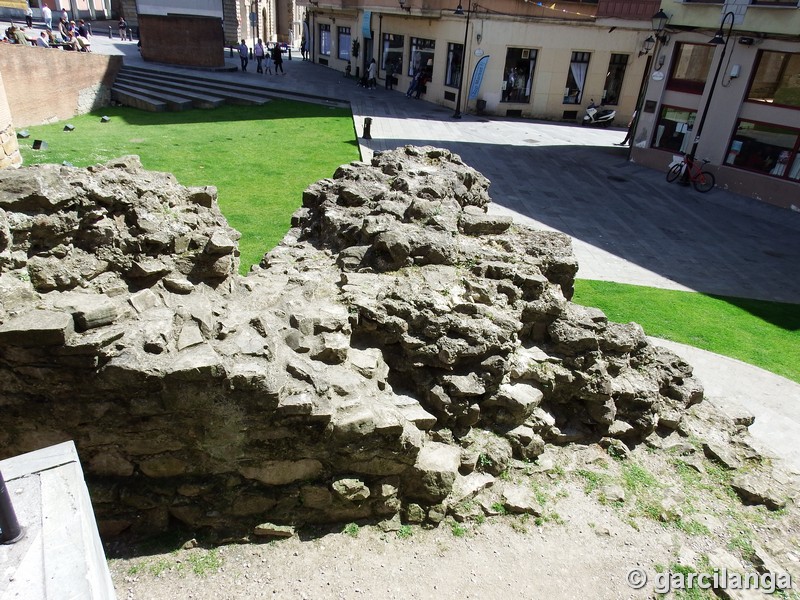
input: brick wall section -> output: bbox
[139,15,225,68]
[0,72,22,170]
[0,45,122,128]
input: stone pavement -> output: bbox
[81,31,800,469]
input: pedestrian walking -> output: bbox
[254,38,265,73]
[273,43,284,75]
[42,4,52,30]
[118,17,127,41]
[385,59,396,90]
[616,110,637,146]
[300,37,307,61]
[414,70,429,99]
[367,58,377,89]
[24,3,32,28]
[406,70,421,98]
[238,39,249,72]
[264,44,274,75]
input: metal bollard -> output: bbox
[362,117,373,140]
[0,470,23,544]
[288,47,292,60]
[108,26,112,39]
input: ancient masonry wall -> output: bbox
[0,148,704,540]
[0,71,22,170]
[0,44,122,128]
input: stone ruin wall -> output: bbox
[0,72,22,171]
[0,147,703,539]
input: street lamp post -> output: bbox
[452,2,472,119]
[686,11,735,163]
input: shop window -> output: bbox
[502,48,537,104]
[564,52,590,105]
[319,24,331,57]
[382,33,404,72]
[746,50,800,109]
[667,43,715,94]
[409,37,435,79]
[338,27,351,61]
[445,42,463,89]
[725,120,800,180]
[653,106,696,154]
[603,54,628,105]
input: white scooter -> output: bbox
[582,99,616,127]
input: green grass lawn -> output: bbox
[573,280,800,384]
[18,102,360,272]
[16,106,800,384]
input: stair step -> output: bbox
[112,65,349,112]
[120,65,348,108]
[111,88,167,112]
[112,82,193,111]
[119,67,270,106]
[115,74,226,109]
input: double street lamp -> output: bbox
[452,1,473,119]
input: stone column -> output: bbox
[0,72,22,171]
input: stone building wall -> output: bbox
[0,148,704,540]
[0,72,22,171]
[0,44,122,128]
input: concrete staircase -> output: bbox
[111,65,349,112]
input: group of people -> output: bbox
[406,68,429,99]
[3,5,92,53]
[351,58,427,99]
[3,21,91,52]
[238,39,286,75]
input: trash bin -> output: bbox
[476,99,487,115]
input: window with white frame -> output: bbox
[338,27,351,61]
[726,120,800,180]
[603,54,628,105]
[502,48,537,104]
[653,106,697,154]
[320,24,331,56]
[409,37,435,78]
[747,50,800,109]
[445,42,463,88]
[564,51,590,104]
[382,33,404,72]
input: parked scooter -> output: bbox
[582,99,616,127]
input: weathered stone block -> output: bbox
[0,309,74,346]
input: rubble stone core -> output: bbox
[0,147,702,538]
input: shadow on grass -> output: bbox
[96,101,353,127]
[713,295,800,332]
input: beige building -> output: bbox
[630,0,799,208]
[299,0,798,207]
[233,0,305,46]
[298,0,662,125]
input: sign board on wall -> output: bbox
[137,0,223,18]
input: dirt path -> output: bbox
[108,426,800,600]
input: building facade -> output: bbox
[630,0,799,208]
[14,1,113,21]
[298,0,661,125]
[298,0,798,207]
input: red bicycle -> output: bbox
[666,154,715,193]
